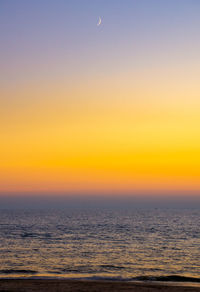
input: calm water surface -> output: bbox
[0,206,199,283]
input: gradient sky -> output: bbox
[1,0,200,195]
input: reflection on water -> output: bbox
[0,207,199,282]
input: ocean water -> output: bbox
[0,205,199,284]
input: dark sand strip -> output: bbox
[0,279,200,292]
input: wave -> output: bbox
[0,271,199,284]
[79,275,200,283]
[20,232,52,239]
[133,275,200,283]
[0,269,37,275]
[99,265,125,270]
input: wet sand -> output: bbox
[0,279,200,292]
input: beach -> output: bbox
[0,280,200,292]
[1,1,200,291]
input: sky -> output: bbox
[1,0,200,196]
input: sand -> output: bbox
[0,279,200,292]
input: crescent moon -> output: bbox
[97,17,102,26]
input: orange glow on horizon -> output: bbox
[1,2,200,197]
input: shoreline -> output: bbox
[0,279,200,292]
[0,275,199,286]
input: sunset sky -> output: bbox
[1,0,200,195]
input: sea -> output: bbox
[0,201,199,285]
